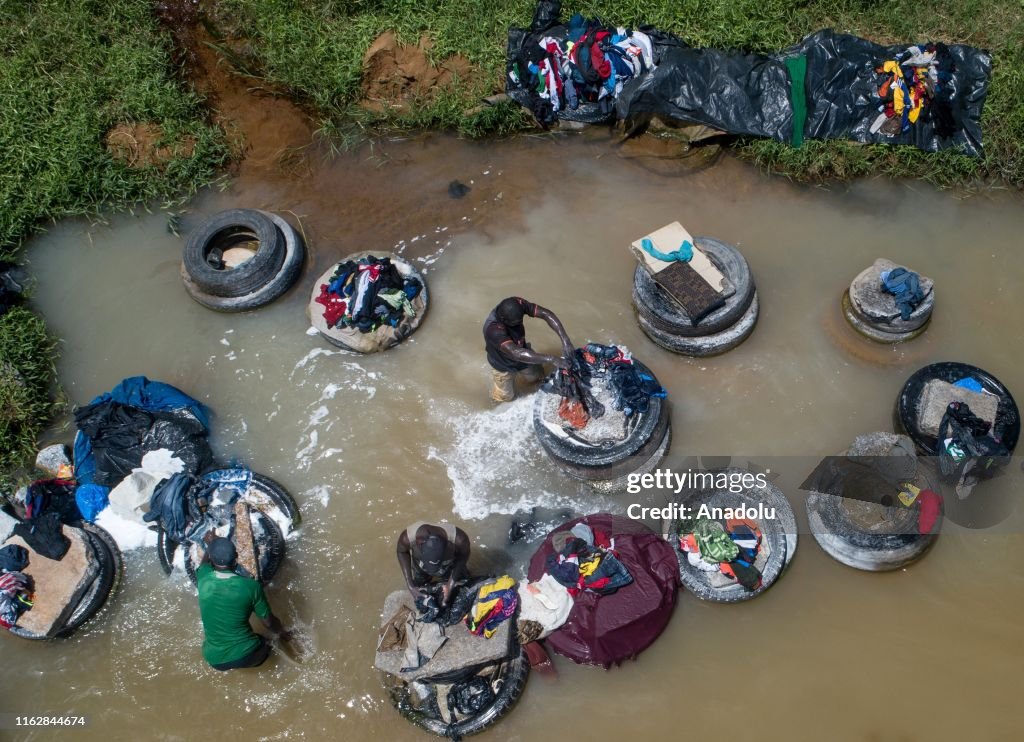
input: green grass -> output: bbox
[0,307,61,489]
[211,0,1024,186]
[0,0,229,259]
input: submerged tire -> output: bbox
[57,524,123,637]
[183,209,285,297]
[842,290,930,344]
[638,292,759,357]
[533,361,666,469]
[806,492,937,571]
[632,237,754,336]
[584,424,672,494]
[250,471,302,529]
[668,475,792,602]
[182,211,305,313]
[386,645,530,738]
[156,526,176,576]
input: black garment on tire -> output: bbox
[0,544,29,571]
[448,677,497,716]
[12,511,70,560]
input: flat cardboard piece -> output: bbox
[630,222,725,292]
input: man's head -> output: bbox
[496,298,526,327]
[417,533,448,576]
[208,537,237,570]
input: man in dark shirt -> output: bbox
[396,522,471,612]
[483,296,574,402]
[196,536,290,671]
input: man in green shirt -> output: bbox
[196,537,290,671]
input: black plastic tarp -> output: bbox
[620,30,991,156]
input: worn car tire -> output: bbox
[184,511,286,585]
[57,524,123,637]
[386,644,530,738]
[182,211,305,313]
[638,292,759,357]
[632,237,754,336]
[183,209,285,297]
[668,476,792,602]
[533,361,666,468]
[895,361,1020,456]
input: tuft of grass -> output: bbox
[210,0,1024,187]
[0,307,61,489]
[0,0,230,259]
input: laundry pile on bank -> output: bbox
[677,516,764,592]
[507,2,991,155]
[314,256,422,334]
[547,343,666,429]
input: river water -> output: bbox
[7,132,1024,741]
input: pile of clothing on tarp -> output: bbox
[544,522,633,596]
[314,256,422,334]
[505,0,679,126]
[880,267,925,320]
[546,343,666,429]
[937,391,1010,497]
[0,545,33,629]
[72,377,213,523]
[465,575,519,638]
[677,515,763,591]
[870,45,957,138]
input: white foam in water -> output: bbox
[95,508,157,551]
[429,396,605,519]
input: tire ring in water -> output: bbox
[384,644,530,738]
[533,361,666,468]
[182,211,305,313]
[585,423,672,495]
[637,292,759,357]
[10,524,123,640]
[841,290,930,343]
[182,208,286,298]
[184,509,287,586]
[666,473,792,602]
[895,361,1020,457]
[632,237,754,336]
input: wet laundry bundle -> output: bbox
[466,575,519,638]
[544,523,633,596]
[315,256,422,334]
[936,401,1010,495]
[880,267,925,320]
[678,515,764,591]
[0,570,33,629]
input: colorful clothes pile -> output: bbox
[870,44,957,139]
[466,575,518,638]
[678,516,764,591]
[314,256,422,334]
[544,523,633,596]
[0,570,33,629]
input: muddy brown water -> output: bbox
[6,132,1024,742]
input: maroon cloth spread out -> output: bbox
[528,513,680,668]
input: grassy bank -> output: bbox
[0,0,228,482]
[0,308,60,489]
[0,0,228,258]
[212,0,1024,187]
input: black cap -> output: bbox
[208,537,237,568]
[418,534,447,575]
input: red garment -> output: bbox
[314,284,348,326]
[917,490,943,534]
[589,35,612,80]
[558,398,589,429]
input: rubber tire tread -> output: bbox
[182,212,304,313]
[183,209,285,297]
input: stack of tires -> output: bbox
[632,237,758,356]
[532,360,670,493]
[181,209,305,312]
[805,432,941,571]
[842,258,934,343]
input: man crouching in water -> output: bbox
[396,522,471,622]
